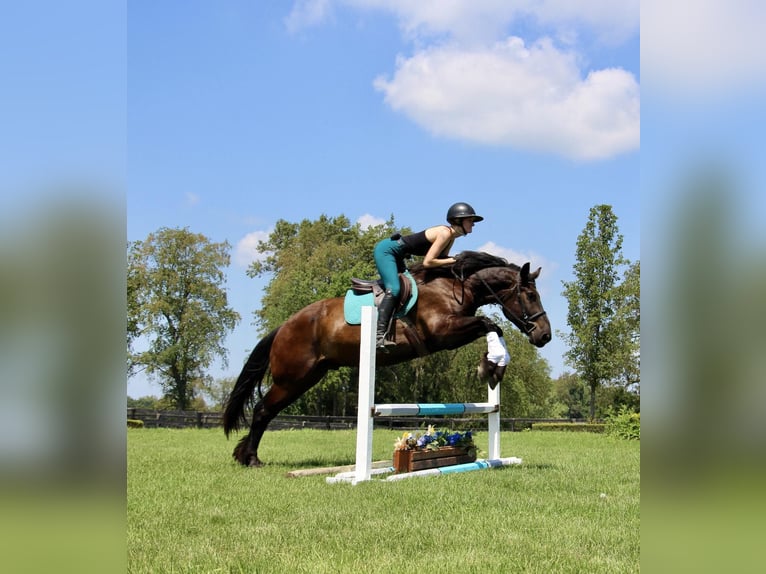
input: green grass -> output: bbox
[128,428,639,573]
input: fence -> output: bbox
[127,407,590,431]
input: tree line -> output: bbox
[127,206,639,419]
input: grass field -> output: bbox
[128,428,639,573]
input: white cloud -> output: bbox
[185,192,200,206]
[234,230,271,268]
[478,241,548,269]
[374,38,639,160]
[287,1,639,159]
[285,0,333,34]
[357,213,386,229]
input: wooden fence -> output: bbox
[127,408,591,432]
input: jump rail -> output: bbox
[329,306,520,485]
[373,403,498,416]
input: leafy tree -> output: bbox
[127,395,161,409]
[552,372,588,418]
[613,260,640,390]
[560,205,632,419]
[197,376,236,411]
[127,227,240,409]
[597,385,640,415]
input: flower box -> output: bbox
[393,446,477,474]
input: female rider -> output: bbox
[373,202,484,351]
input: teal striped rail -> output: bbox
[373,402,499,417]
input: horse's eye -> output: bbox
[527,293,537,303]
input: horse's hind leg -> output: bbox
[232,400,274,467]
[232,372,327,467]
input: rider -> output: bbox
[373,202,484,351]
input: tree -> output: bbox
[127,395,161,409]
[127,227,240,409]
[552,372,588,419]
[560,205,632,419]
[197,376,236,411]
[613,260,640,390]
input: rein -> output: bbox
[476,273,547,334]
[450,264,468,305]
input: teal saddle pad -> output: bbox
[343,271,418,325]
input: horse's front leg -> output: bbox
[435,315,502,350]
[479,316,503,337]
[436,316,509,388]
[477,331,510,389]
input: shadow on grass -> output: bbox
[281,457,355,469]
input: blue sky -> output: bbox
[127,1,641,398]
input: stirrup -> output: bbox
[376,336,396,353]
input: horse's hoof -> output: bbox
[477,353,495,381]
[247,456,263,468]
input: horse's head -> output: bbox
[499,262,552,348]
[419,251,553,347]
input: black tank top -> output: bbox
[400,227,450,257]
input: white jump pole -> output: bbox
[487,382,501,460]
[352,305,377,485]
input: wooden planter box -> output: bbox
[393,446,476,474]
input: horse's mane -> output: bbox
[410,250,519,280]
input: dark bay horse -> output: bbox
[223,251,551,467]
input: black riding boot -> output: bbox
[375,292,398,352]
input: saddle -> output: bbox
[343,271,426,355]
[349,273,412,312]
[343,271,428,357]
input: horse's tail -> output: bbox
[223,327,280,438]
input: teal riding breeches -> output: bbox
[373,238,407,297]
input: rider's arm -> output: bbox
[422,226,455,268]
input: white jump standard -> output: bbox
[328,306,521,484]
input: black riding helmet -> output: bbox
[446,202,484,224]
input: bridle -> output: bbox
[477,274,547,335]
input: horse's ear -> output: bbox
[521,262,530,285]
[530,266,541,281]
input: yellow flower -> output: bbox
[426,425,436,436]
[394,432,413,451]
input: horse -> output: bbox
[223,251,551,467]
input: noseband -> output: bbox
[477,275,547,335]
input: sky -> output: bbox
[126,0,641,398]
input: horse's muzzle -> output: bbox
[534,331,552,347]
